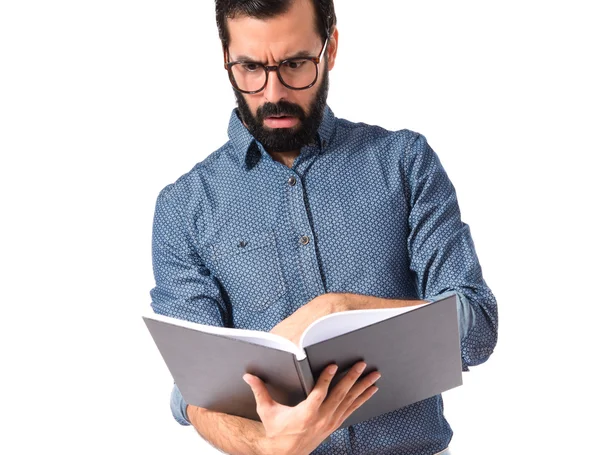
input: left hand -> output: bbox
[269,293,348,347]
[269,292,427,347]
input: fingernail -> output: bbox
[328,365,338,374]
[373,373,382,382]
[357,362,367,373]
[372,387,379,394]
[242,374,250,384]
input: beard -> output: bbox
[234,66,329,153]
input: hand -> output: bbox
[269,293,346,346]
[243,360,381,455]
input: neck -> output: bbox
[267,149,300,168]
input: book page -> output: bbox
[144,312,306,359]
[299,303,430,348]
[229,331,306,360]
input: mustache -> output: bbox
[257,101,306,122]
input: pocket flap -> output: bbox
[211,230,276,259]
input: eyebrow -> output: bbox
[232,50,313,63]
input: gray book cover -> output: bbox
[143,293,462,427]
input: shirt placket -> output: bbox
[283,149,327,302]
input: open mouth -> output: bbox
[263,115,299,128]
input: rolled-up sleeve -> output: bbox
[150,184,229,425]
[402,133,499,371]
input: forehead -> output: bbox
[226,0,321,59]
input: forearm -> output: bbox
[187,405,270,455]
[337,293,427,311]
[269,293,428,348]
[342,291,475,341]
[342,290,496,370]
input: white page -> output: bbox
[299,303,430,348]
[143,312,305,359]
[229,331,306,360]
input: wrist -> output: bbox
[256,435,284,455]
[185,404,195,426]
[186,404,205,427]
[257,436,307,455]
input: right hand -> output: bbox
[243,360,381,455]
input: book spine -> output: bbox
[295,357,331,445]
[293,357,315,398]
[294,357,332,445]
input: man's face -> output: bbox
[225,0,338,153]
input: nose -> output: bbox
[263,68,289,103]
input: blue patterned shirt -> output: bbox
[149,105,498,454]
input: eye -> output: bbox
[283,59,307,70]
[240,63,261,72]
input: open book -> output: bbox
[143,293,462,428]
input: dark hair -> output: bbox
[215,0,336,49]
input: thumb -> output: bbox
[243,374,275,409]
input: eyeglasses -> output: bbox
[224,37,329,94]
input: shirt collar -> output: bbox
[227,105,336,170]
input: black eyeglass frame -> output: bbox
[223,35,330,94]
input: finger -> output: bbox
[321,361,368,413]
[306,363,338,409]
[243,374,275,410]
[334,370,381,418]
[337,385,379,425]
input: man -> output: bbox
[149,0,498,453]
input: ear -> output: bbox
[326,26,339,71]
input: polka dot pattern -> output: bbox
[150,106,498,454]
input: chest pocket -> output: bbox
[211,230,287,313]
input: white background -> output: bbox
[1,1,598,454]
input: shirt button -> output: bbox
[288,176,297,186]
[299,235,310,245]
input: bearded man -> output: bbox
[149,1,498,454]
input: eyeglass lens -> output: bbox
[230,59,317,92]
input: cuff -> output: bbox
[170,382,191,426]
[426,290,475,341]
